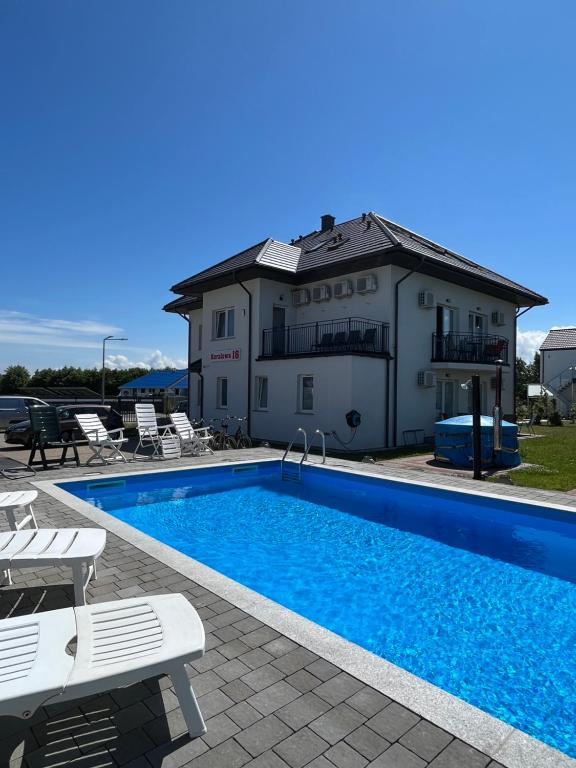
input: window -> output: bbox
[298,375,314,412]
[214,308,235,339]
[217,377,228,408]
[255,376,268,410]
[198,324,203,350]
[468,312,485,335]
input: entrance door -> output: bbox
[436,380,456,420]
[272,306,286,355]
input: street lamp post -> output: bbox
[101,336,128,403]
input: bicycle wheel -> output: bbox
[223,435,237,450]
[211,432,225,451]
[237,434,252,449]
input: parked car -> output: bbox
[4,404,124,447]
[0,396,49,430]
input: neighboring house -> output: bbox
[539,328,576,414]
[164,212,547,451]
[118,369,188,398]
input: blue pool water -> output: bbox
[60,462,576,757]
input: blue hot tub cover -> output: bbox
[434,415,520,468]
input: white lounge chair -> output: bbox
[133,403,173,460]
[75,413,128,465]
[0,490,39,531]
[0,593,206,738]
[0,528,106,604]
[169,413,214,456]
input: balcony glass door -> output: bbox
[468,312,485,335]
[272,306,286,355]
[436,306,456,358]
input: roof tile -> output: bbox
[540,328,576,350]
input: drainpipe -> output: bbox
[178,312,193,416]
[392,255,426,447]
[198,372,204,420]
[385,356,390,448]
[233,272,253,437]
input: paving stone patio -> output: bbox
[2,444,574,768]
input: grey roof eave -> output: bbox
[165,245,547,309]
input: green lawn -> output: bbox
[501,424,576,492]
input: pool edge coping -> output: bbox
[33,458,576,768]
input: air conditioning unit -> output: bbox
[356,275,378,294]
[312,284,331,302]
[333,279,354,299]
[417,370,435,388]
[418,290,434,308]
[292,288,311,307]
[491,311,505,326]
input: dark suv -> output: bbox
[4,404,124,447]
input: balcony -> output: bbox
[260,317,390,359]
[432,333,509,365]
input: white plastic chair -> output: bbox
[169,413,214,456]
[0,490,39,531]
[0,528,106,604]
[75,413,128,465]
[0,593,206,737]
[133,403,173,460]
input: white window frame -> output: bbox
[255,376,268,410]
[297,374,314,413]
[213,308,235,340]
[217,377,228,409]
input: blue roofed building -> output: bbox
[119,369,188,398]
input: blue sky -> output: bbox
[1,0,574,372]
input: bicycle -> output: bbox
[208,417,237,450]
[229,416,252,449]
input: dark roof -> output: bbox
[166,212,547,309]
[163,295,202,313]
[120,370,188,390]
[540,328,576,350]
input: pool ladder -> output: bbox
[281,428,327,482]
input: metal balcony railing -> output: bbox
[261,317,390,358]
[431,333,509,365]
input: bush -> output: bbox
[548,410,563,427]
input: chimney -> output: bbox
[320,214,335,232]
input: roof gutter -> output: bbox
[393,252,426,447]
[233,271,253,438]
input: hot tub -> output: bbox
[434,414,521,468]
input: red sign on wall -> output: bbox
[210,349,241,362]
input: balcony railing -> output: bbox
[432,333,509,365]
[261,317,390,359]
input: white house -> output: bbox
[539,328,576,414]
[164,212,547,451]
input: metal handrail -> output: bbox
[300,429,326,465]
[282,427,307,461]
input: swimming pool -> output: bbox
[59,461,576,757]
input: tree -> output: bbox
[0,365,30,394]
[515,357,530,406]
